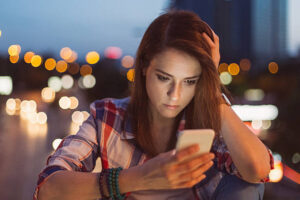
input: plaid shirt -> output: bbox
[34,97,274,200]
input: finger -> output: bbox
[173,174,207,189]
[173,144,200,163]
[169,161,213,185]
[202,32,215,47]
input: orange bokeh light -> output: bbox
[56,60,68,73]
[24,52,35,64]
[45,58,57,71]
[80,64,93,76]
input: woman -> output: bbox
[34,10,273,200]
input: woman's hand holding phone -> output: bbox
[135,144,215,191]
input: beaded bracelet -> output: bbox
[115,167,126,200]
[99,169,109,200]
[108,168,115,199]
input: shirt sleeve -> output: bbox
[212,135,274,183]
[33,102,100,200]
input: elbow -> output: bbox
[37,181,53,200]
[243,161,271,183]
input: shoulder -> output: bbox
[89,97,130,120]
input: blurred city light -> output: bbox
[61,75,74,89]
[6,98,16,111]
[127,69,135,82]
[262,120,272,130]
[104,46,122,59]
[0,76,13,95]
[80,64,93,76]
[218,63,228,73]
[56,60,68,73]
[228,63,240,75]
[268,62,279,74]
[0,30,2,37]
[52,138,62,150]
[69,96,79,109]
[65,51,78,63]
[219,72,232,85]
[121,55,134,68]
[86,51,100,64]
[48,76,62,92]
[8,44,21,56]
[240,58,251,71]
[82,75,96,88]
[37,112,47,124]
[251,120,262,130]
[232,105,278,121]
[69,122,80,135]
[72,111,84,125]
[60,47,72,61]
[9,55,19,63]
[292,153,300,164]
[31,55,42,67]
[78,77,85,89]
[45,58,57,71]
[59,96,71,109]
[68,62,80,75]
[24,51,35,64]
[244,89,265,101]
[41,87,56,103]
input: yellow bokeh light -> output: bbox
[68,63,80,75]
[69,96,79,109]
[80,64,93,76]
[8,44,21,56]
[60,47,73,61]
[9,55,19,63]
[127,69,135,82]
[24,52,35,63]
[72,111,84,125]
[269,161,283,182]
[45,58,57,71]
[59,96,71,109]
[37,112,47,124]
[0,30,2,37]
[6,98,16,110]
[121,56,134,68]
[218,63,228,73]
[31,55,42,67]
[268,62,278,74]
[228,63,240,75]
[240,58,251,71]
[41,87,56,103]
[56,60,68,73]
[86,51,100,64]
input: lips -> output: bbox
[164,104,179,109]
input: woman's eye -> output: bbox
[185,79,197,85]
[156,74,169,81]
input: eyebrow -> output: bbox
[155,69,200,79]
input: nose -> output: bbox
[167,82,181,101]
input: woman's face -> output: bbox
[144,48,202,120]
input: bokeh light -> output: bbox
[80,64,93,76]
[240,58,251,71]
[82,75,96,88]
[292,153,300,164]
[72,111,84,125]
[105,46,122,59]
[59,96,71,109]
[219,72,232,85]
[218,63,228,73]
[6,98,16,111]
[269,160,283,182]
[9,55,19,63]
[244,89,265,101]
[8,44,21,56]
[69,96,79,109]
[86,51,100,64]
[60,47,72,61]
[41,87,56,103]
[61,75,74,89]
[127,69,135,82]
[37,112,47,124]
[45,58,56,71]
[65,51,78,63]
[68,63,80,75]
[31,55,42,67]
[121,56,134,68]
[48,76,62,92]
[56,60,68,73]
[24,51,35,64]
[228,63,240,75]
[268,62,279,74]
[0,76,13,95]
[52,138,62,150]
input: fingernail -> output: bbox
[171,149,176,155]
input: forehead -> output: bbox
[148,48,201,77]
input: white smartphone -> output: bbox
[176,129,215,160]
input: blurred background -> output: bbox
[0,0,299,199]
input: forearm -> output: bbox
[220,104,271,182]
[38,166,143,200]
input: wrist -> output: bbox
[118,165,144,193]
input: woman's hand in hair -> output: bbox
[136,144,215,190]
[202,30,220,70]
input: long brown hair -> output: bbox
[124,10,226,157]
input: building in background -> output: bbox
[170,0,288,70]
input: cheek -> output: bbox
[181,87,196,103]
